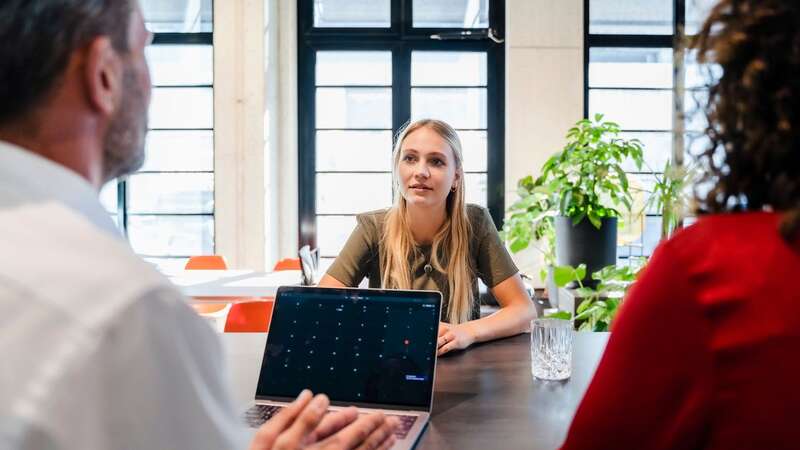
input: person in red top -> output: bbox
[561,1,800,449]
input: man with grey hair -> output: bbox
[0,1,396,449]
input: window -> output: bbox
[100,0,214,271]
[298,0,505,269]
[585,0,715,259]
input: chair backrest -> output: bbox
[223,300,274,333]
[273,258,301,271]
[185,255,228,270]
[185,256,228,314]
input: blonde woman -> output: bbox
[319,119,536,355]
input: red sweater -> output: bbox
[562,212,800,449]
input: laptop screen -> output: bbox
[255,286,441,410]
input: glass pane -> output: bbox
[149,88,214,129]
[413,0,489,28]
[685,131,711,160]
[128,215,214,256]
[459,130,487,172]
[617,215,661,257]
[464,173,487,207]
[685,50,722,90]
[685,0,717,35]
[146,45,213,86]
[589,89,672,131]
[684,89,709,132]
[316,131,392,172]
[127,173,214,214]
[589,48,673,89]
[589,0,672,35]
[141,130,214,172]
[412,88,487,129]
[316,173,392,214]
[618,132,672,173]
[316,88,392,129]
[629,173,660,215]
[317,215,358,257]
[412,52,487,86]
[99,182,118,213]
[314,0,391,28]
[316,51,391,86]
[141,0,213,32]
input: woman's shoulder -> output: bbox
[355,208,390,234]
[465,203,495,232]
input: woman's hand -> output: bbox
[437,322,477,356]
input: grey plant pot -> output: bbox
[555,215,617,287]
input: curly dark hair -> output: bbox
[692,0,800,240]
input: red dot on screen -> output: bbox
[404,339,410,345]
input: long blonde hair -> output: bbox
[380,119,473,324]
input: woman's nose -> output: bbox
[414,164,430,178]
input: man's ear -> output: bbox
[83,36,121,117]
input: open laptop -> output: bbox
[243,286,442,450]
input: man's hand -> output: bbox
[249,390,399,450]
[437,322,477,356]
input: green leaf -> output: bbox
[553,265,577,287]
[571,211,587,226]
[575,263,587,281]
[587,211,602,229]
[593,322,609,332]
[575,287,596,298]
[576,298,593,314]
[545,311,572,320]
[509,238,529,253]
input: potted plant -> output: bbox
[548,260,646,331]
[503,114,644,286]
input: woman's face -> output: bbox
[397,126,460,210]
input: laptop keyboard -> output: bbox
[243,404,418,439]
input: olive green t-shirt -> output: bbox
[326,204,519,322]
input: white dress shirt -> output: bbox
[0,141,249,449]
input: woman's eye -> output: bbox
[431,158,444,166]
[403,155,416,162]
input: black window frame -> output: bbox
[297,0,506,251]
[584,0,688,162]
[584,0,695,258]
[113,31,214,260]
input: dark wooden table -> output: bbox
[416,332,610,450]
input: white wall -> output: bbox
[505,0,584,283]
[213,0,268,270]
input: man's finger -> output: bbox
[355,417,399,450]
[317,413,385,449]
[306,407,359,443]
[273,394,330,450]
[251,390,313,449]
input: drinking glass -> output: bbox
[531,318,574,380]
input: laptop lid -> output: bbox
[254,286,442,412]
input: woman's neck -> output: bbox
[406,203,446,245]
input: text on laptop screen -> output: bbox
[256,288,440,409]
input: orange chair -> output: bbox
[185,255,228,270]
[185,256,229,315]
[273,258,301,271]
[223,259,298,332]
